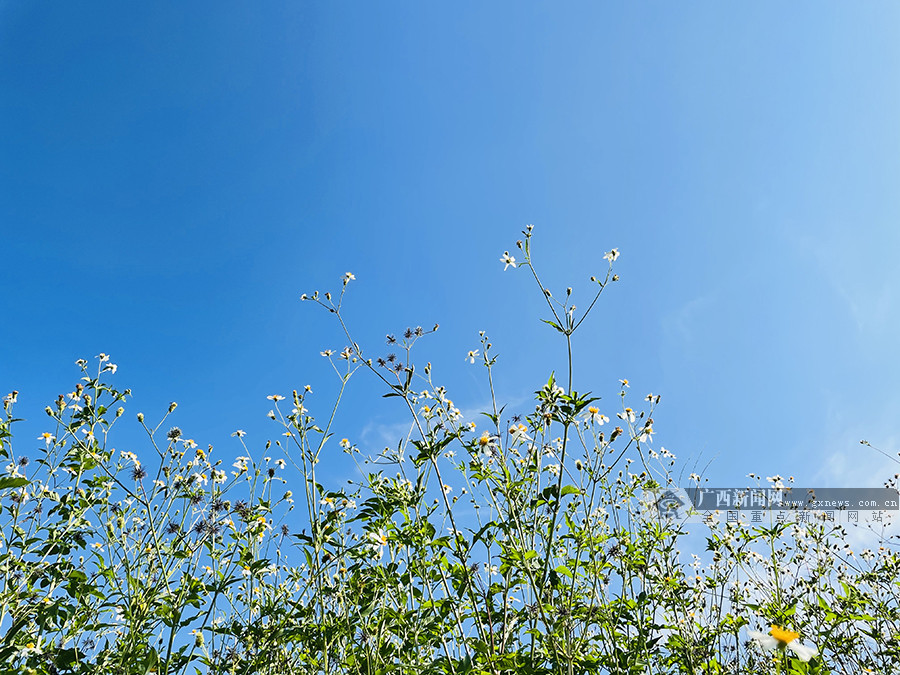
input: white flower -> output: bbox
[638,424,654,443]
[232,430,246,438]
[748,626,818,663]
[619,378,629,388]
[212,470,227,483]
[320,349,334,357]
[500,251,517,270]
[339,438,351,450]
[581,407,608,426]
[546,464,561,476]
[465,349,480,364]
[617,408,636,424]
[343,272,355,283]
[275,459,286,469]
[38,432,56,447]
[368,529,389,557]
[603,249,620,262]
[476,432,499,463]
[97,353,110,362]
[267,394,285,402]
[508,424,532,445]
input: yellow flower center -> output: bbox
[770,625,799,645]
[588,406,599,414]
[479,433,491,447]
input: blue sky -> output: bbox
[2,2,899,494]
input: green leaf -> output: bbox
[0,476,28,489]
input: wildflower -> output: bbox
[119,450,141,466]
[477,432,499,463]
[38,432,56,447]
[97,353,110,362]
[617,408,636,424]
[603,249,620,262]
[275,459,286,469]
[368,529,389,557]
[619,378,629,388]
[582,407,609,426]
[232,457,250,474]
[267,394,285,402]
[339,347,353,360]
[232,430,246,438]
[748,626,818,662]
[343,272,355,283]
[212,469,227,483]
[339,438,351,450]
[320,349,334,357]
[465,349,480,364]
[167,427,182,442]
[546,464,561,476]
[638,424,654,443]
[509,424,532,444]
[500,251,517,270]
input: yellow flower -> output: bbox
[748,625,818,662]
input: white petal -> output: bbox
[748,631,779,651]
[788,642,818,662]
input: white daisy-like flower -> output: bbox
[509,424,532,445]
[367,528,389,557]
[617,408,636,424]
[232,430,246,438]
[477,432,499,463]
[465,349,480,364]
[747,625,817,662]
[267,394,285,402]
[38,432,56,447]
[343,272,355,283]
[581,406,609,426]
[603,249,620,262]
[500,251,517,270]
